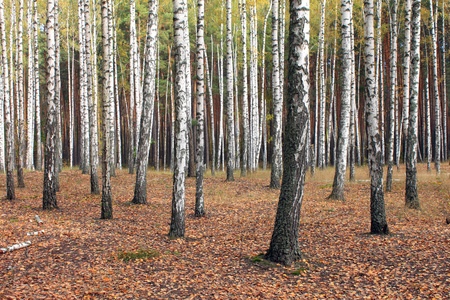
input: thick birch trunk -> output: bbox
[402,0,411,164]
[169,0,188,238]
[365,0,389,234]
[43,0,58,209]
[0,0,15,200]
[195,0,205,216]
[266,0,309,265]
[329,0,352,201]
[405,0,421,209]
[132,0,158,205]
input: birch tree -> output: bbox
[405,0,421,209]
[270,0,282,189]
[195,0,206,216]
[364,0,389,234]
[26,0,35,170]
[43,0,58,209]
[266,0,309,265]
[129,0,137,174]
[226,0,235,181]
[132,0,158,205]
[401,0,411,164]
[0,0,15,200]
[261,3,272,170]
[100,0,113,219]
[429,0,441,173]
[239,0,249,176]
[169,0,188,238]
[329,0,352,201]
[17,0,25,187]
[205,37,215,175]
[386,0,398,192]
[0,59,4,173]
[443,1,447,161]
[318,0,327,169]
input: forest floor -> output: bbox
[1,163,449,299]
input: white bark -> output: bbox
[129,0,137,174]
[261,3,271,170]
[443,1,447,161]
[0,57,4,172]
[270,0,282,188]
[205,37,215,175]
[239,0,249,176]
[17,0,25,187]
[26,0,35,170]
[429,0,441,173]
[402,0,412,163]
[34,0,41,171]
[170,0,188,238]
[226,0,235,180]
[318,0,326,169]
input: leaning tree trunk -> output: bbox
[17,0,25,188]
[43,0,58,209]
[405,0,421,210]
[169,0,188,239]
[329,0,352,201]
[364,0,389,234]
[226,0,235,181]
[132,0,158,205]
[270,0,282,189]
[100,0,113,219]
[0,0,15,200]
[429,0,441,173]
[386,0,398,192]
[266,0,309,265]
[195,0,206,217]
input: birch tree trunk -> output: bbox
[132,0,158,205]
[43,0,58,209]
[239,0,249,176]
[226,0,235,181]
[79,0,89,174]
[261,3,271,170]
[0,54,4,172]
[0,0,15,200]
[375,0,384,165]
[426,63,431,172]
[443,1,447,162]
[17,0,25,188]
[429,0,441,173]
[270,0,282,189]
[26,0,35,170]
[386,0,398,192]
[100,0,113,219]
[33,0,41,171]
[195,0,206,216]
[84,0,99,194]
[402,0,411,164]
[405,0,421,209]
[169,0,188,238]
[266,0,309,265]
[318,0,326,169]
[129,0,137,174]
[54,1,61,191]
[329,0,352,201]
[233,37,240,170]
[365,0,389,234]
[112,5,122,169]
[205,38,215,175]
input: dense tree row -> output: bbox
[0,0,449,264]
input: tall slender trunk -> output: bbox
[318,0,326,169]
[375,0,384,165]
[132,0,159,205]
[100,0,113,219]
[129,0,137,174]
[261,3,271,170]
[402,0,412,164]
[68,17,73,168]
[0,0,15,200]
[405,0,421,209]
[195,0,206,216]
[205,38,215,175]
[54,0,61,191]
[112,5,121,169]
[26,0,35,170]
[429,0,441,173]
[443,1,447,162]
[17,0,25,188]
[426,61,431,172]
[270,0,282,189]
[226,0,235,181]
[386,0,398,192]
[34,0,41,171]
[233,36,240,170]
[79,0,89,174]
[239,0,249,176]
[329,0,352,201]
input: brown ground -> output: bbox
[1,163,449,299]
